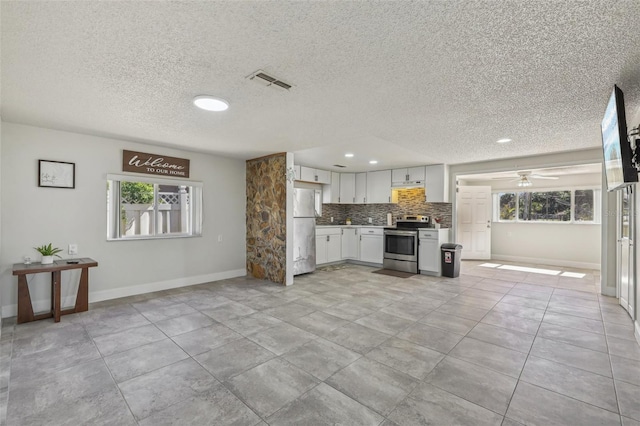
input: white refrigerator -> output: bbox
[293,188,318,275]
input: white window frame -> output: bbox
[107,173,203,241]
[492,187,601,224]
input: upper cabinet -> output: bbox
[339,173,356,204]
[294,165,301,180]
[391,166,425,186]
[355,173,367,204]
[298,166,331,184]
[323,172,341,204]
[425,164,448,202]
[366,170,392,203]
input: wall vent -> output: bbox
[247,70,293,90]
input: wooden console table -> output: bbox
[12,258,98,324]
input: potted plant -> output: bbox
[34,243,63,265]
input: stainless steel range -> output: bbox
[383,215,431,273]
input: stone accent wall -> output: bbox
[316,188,452,228]
[246,153,287,284]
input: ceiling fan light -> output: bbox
[517,177,532,187]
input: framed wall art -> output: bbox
[38,160,75,189]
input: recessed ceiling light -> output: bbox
[369,160,378,164]
[344,153,354,158]
[193,95,229,112]
[496,138,512,144]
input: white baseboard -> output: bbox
[491,254,600,271]
[1,268,246,319]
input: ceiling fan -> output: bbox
[493,171,559,187]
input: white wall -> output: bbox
[491,222,600,269]
[462,172,601,269]
[1,123,247,317]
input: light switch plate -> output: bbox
[68,244,78,255]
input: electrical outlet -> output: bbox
[368,217,372,223]
[217,234,223,242]
[68,244,78,255]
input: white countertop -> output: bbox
[316,225,387,228]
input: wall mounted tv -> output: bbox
[602,85,637,192]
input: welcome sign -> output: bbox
[122,150,190,178]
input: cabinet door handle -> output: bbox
[353,197,355,203]
[326,235,330,242]
[314,175,318,182]
[355,229,358,235]
[363,197,366,203]
[341,229,344,235]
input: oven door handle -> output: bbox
[385,230,417,236]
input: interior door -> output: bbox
[618,188,635,318]
[457,186,492,259]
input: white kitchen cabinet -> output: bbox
[323,172,341,204]
[299,166,331,184]
[366,170,392,203]
[425,164,448,202]
[316,228,342,265]
[359,227,384,264]
[340,173,356,204]
[355,173,367,204]
[418,229,451,276]
[315,169,331,184]
[341,227,359,259]
[294,164,301,180]
[327,234,341,262]
[392,166,425,185]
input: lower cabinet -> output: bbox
[316,226,384,266]
[418,229,451,275]
[359,227,384,264]
[316,228,342,265]
[341,227,359,260]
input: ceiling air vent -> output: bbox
[333,164,347,168]
[247,70,293,90]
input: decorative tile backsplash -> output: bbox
[246,153,287,284]
[316,188,452,227]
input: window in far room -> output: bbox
[493,188,600,223]
[107,174,203,240]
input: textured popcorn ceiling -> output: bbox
[2,1,639,171]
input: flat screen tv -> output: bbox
[602,85,637,191]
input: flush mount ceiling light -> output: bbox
[344,153,354,158]
[369,160,378,164]
[496,138,512,144]
[193,96,229,112]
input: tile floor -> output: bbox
[1,261,639,425]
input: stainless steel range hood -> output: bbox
[391,180,424,189]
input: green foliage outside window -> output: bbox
[120,182,154,204]
[518,191,571,221]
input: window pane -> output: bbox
[498,193,516,220]
[107,176,202,240]
[120,182,155,237]
[574,189,594,221]
[518,191,571,221]
[157,185,191,235]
